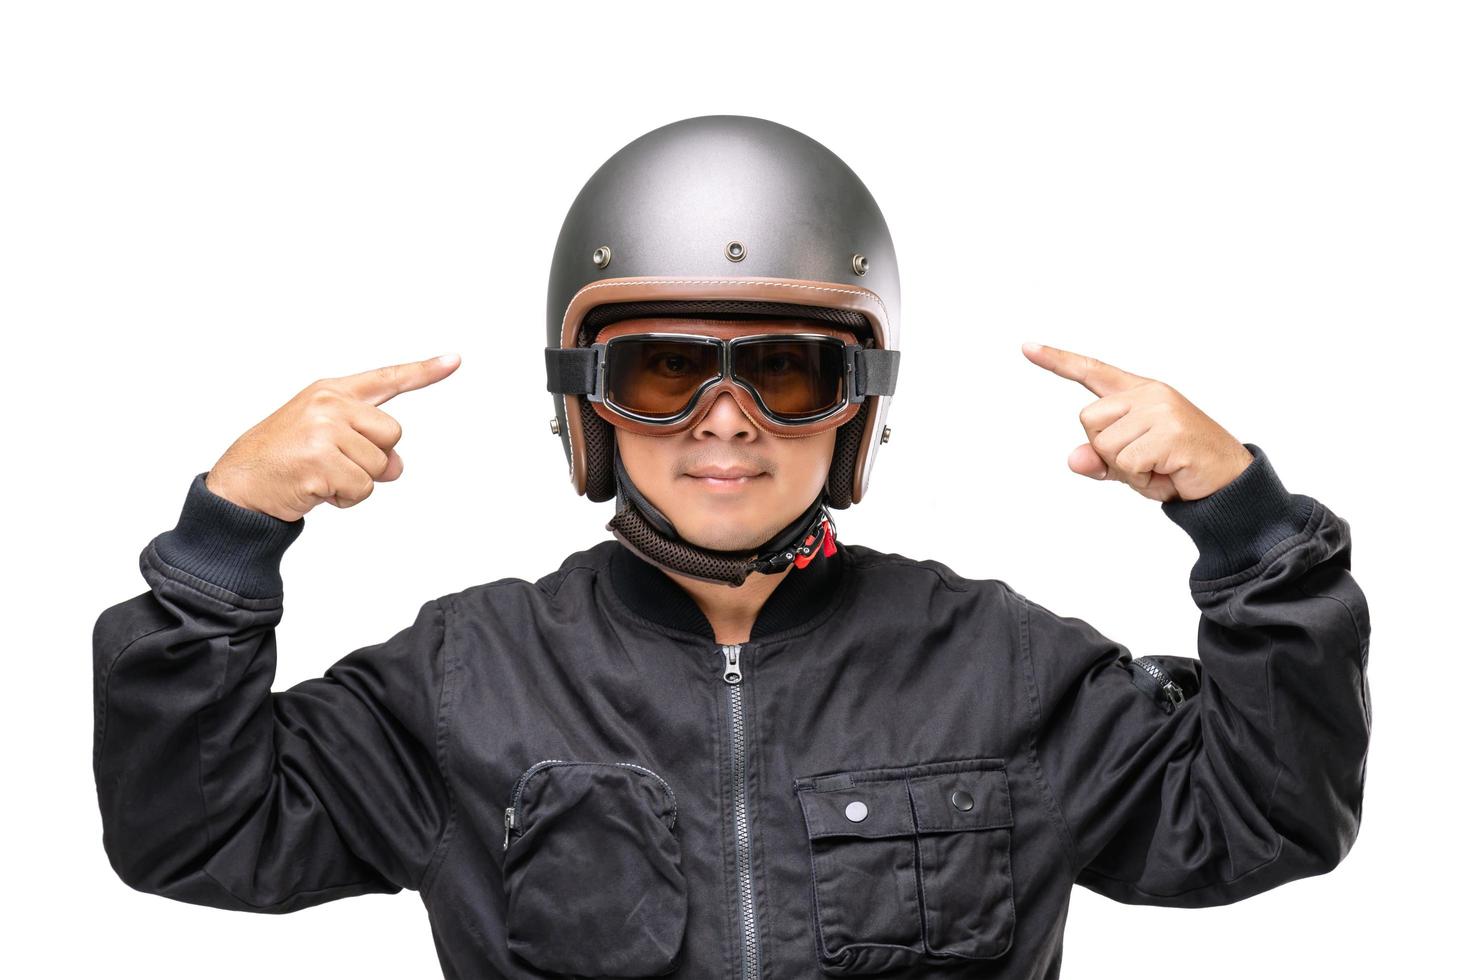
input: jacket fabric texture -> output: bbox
[92,442,1372,979]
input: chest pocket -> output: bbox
[793,757,1016,975]
[503,759,688,977]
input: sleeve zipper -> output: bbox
[1131,655,1187,713]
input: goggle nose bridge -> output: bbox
[585,333,861,426]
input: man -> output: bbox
[93,115,1371,979]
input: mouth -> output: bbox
[684,467,767,490]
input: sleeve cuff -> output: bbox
[1160,443,1316,582]
[150,471,306,598]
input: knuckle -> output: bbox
[300,474,331,502]
[341,475,374,507]
[306,385,339,408]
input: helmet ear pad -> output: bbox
[580,396,618,503]
[823,398,869,510]
[578,394,869,509]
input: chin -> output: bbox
[674,514,771,553]
[668,497,786,553]
[655,473,818,552]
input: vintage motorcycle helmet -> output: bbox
[544,114,901,586]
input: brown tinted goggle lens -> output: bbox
[731,338,845,419]
[604,336,847,421]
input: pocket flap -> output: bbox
[797,774,915,839]
[908,764,1012,832]
[516,762,677,835]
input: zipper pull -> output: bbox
[721,643,743,684]
[503,806,515,850]
[1131,656,1187,713]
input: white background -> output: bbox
[3,1,1464,977]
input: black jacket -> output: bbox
[92,443,1371,979]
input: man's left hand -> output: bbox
[1021,342,1255,504]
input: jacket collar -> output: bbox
[607,538,846,642]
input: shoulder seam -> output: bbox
[538,561,598,598]
[846,552,976,595]
[452,561,598,603]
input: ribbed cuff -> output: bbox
[150,471,306,599]
[1160,443,1316,582]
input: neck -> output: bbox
[661,564,795,645]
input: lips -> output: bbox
[686,467,764,479]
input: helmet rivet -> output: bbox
[549,417,561,436]
[591,245,612,269]
[852,252,869,276]
[880,425,892,444]
[725,240,746,262]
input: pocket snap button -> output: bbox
[950,789,974,811]
[844,800,869,822]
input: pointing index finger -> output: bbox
[339,353,461,406]
[1020,343,1140,398]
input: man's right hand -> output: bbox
[204,353,462,521]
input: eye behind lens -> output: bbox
[732,338,845,420]
[605,336,723,419]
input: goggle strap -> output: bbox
[545,346,599,394]
[851,347,900,399]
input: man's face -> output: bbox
[612,322,838,552]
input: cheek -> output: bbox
[615,430,661,477]
[614,430,683,504]
[774,431,837,493]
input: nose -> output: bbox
[693,389,756,441]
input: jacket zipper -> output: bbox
[1133,656,1186,712]
[502,758,678,850]
[721,642,761,980]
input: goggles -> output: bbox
[546,318,900,436]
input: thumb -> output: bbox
[1068,442,1109,480]
[378,447,405,482]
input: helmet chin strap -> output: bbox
[606,444,835,588]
